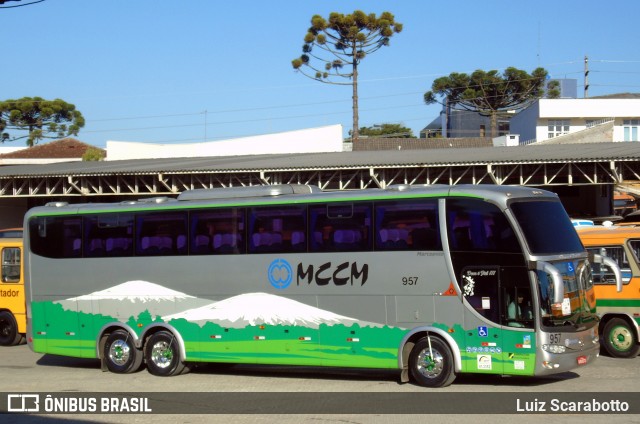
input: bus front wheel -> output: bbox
[602,318,640,358]
[104,330,143,373]
[144,331,188,376]
[0,311,23,346]
[408,336,456,387]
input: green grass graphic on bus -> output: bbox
[30,280,535,374]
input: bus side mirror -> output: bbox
[537,261,565,304]
[593,254,623,293]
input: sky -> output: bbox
[2,0,640,148]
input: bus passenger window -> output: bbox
[29,216,82,259]
[447,199,520,253]
[375,200,441,251]
[309,203,371,252]
[84,214,134,258]
[248,206,306,253]
[190,208,245,255]
[135,212,187,256]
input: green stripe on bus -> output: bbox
[596,299,640,308]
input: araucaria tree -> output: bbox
[292,11,402,142]
[0,97,85,146]
[424,67,554,138]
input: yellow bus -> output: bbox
[0,229,24,346]
[576,225,640,358]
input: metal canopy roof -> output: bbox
[1,142,639,197]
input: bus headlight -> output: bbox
[542,344,566,354]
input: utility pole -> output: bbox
[584,55,589,98]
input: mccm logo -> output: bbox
[268,258,292,289]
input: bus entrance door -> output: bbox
[459,265,504,375]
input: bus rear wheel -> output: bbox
[409,336,456,387]
[104,330,143,373]
[144,331,188,376]
[0,311,23,346]
[602,318,640,358]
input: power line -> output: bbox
[0,0,45,8]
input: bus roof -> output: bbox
[576,224,640,244]
[24,184,561,218]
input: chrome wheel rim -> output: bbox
[108,339,131,366]
[416,348,444,379]
[150,341,173,369]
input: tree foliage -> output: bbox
[0,97,85,146]
[82,146,106,161]
[292,11,402,141]
[357,123,414,138]
[424,67,556,137]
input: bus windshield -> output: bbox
[510,200,584,255]
[535,259,597,329]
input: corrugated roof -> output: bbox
[0,142,639,178]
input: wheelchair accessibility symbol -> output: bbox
[477,326,488,337]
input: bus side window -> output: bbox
[1,247,20,283]
[309,203,371,252]
[248,206,306,254]
[375,200,441,251]
[135,212,186,256]
[447,199,520,254]
[190,208,245,255]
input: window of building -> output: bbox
[548,119,570,138]
[623,119,639,142]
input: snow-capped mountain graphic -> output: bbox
[163,292,377,329]
[65,280,195,303]
[55,280,212,319]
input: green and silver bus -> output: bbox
[25,184,602,387]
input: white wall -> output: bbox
[106,125,344,161]
[538,99,640,118]
[514,98,640,143]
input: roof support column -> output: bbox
[487,164,499,184]
[369,168,383,189]
[610,160,622,183]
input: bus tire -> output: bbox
[0,311,22,346]
[104,330,143,373]
[144,331,186,376]
[602,318,640,358]
[408,336,456,387]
